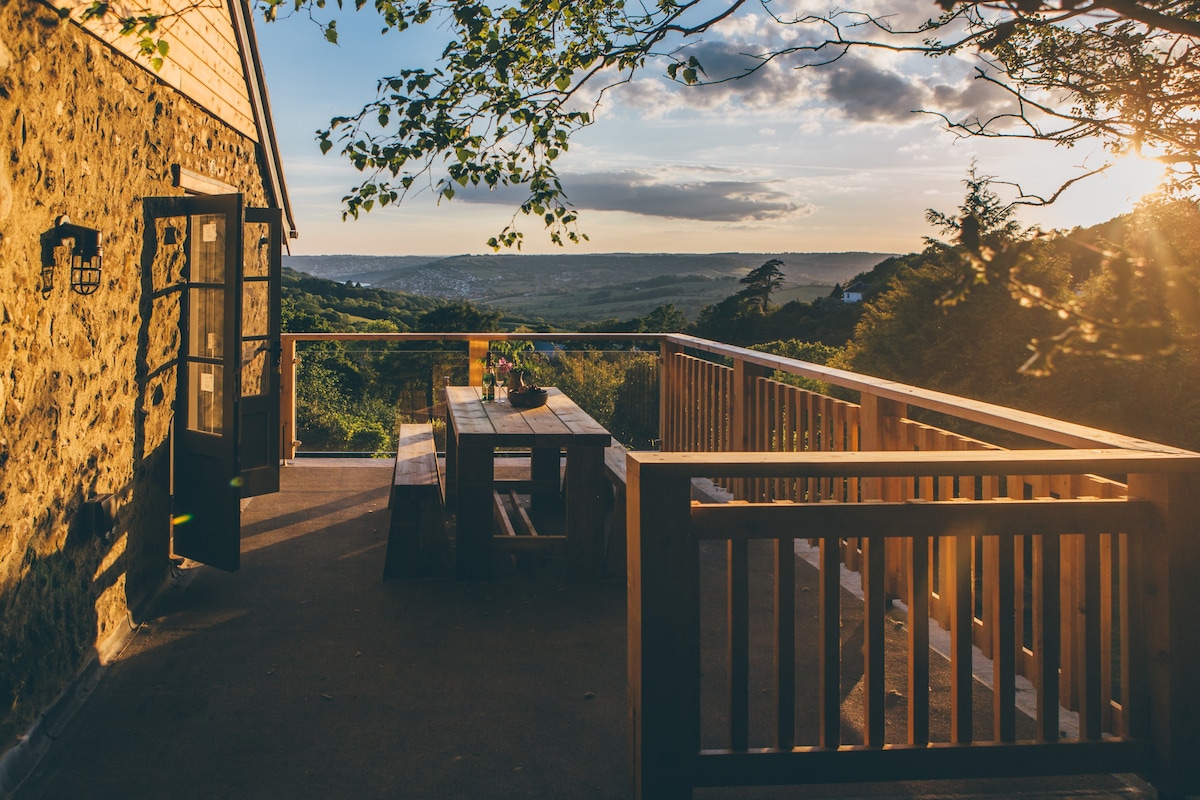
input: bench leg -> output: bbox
[384,487,423,580]
[455,443,495,579]
[530,446,561,511]
[565,443,605,582]
[604,483,627,578]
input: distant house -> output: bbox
[842,281,868,303]
[1,0,293,758]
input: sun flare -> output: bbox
[1101,152,1167,205]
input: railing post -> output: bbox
[659,339,682,451]
[468,338,488,389]
[732,357,772,453]
[628,456,698,800]
[858,390,907,722]
[280,335,298,460]
[859,391,906,457]
[1126,470,1200,799]
[731,356,771,500]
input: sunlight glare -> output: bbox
[1101,152,1167,205]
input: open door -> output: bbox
[239,207,283,498]
[145,194,283,572]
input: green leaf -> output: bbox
[324,21,338,44]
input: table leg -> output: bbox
[444,414,458,509]
[455,443,494,579]
[530,446,561,511]
[565,443,605,581]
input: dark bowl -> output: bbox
[509,387,548,408]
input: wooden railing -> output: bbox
[627,449,1200,799]
[638,336,1200,800]
[658,345,1139,720]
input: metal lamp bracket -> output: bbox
[40,215,104,297]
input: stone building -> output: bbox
[0,0,293,761]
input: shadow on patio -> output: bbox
[12,462,1156,800]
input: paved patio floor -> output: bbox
[11,461,1157,800]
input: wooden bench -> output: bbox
[383,423,448,579]
[603,440,628,576]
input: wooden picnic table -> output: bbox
[443,386,612,580]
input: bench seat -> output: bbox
[383,423,448,579]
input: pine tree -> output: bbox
[737,259,786,313]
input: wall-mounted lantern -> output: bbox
[40,215,104,298]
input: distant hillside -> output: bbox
[284,251,896,324]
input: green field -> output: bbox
[285,251,892,325]
[485,278,834,323]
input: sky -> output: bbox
[252,2,1168,257]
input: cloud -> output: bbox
[930,72,1015,125]
[456,169,817,222]
[821,58,927,122]
[611,45,817,116]
[597,8,1012,130]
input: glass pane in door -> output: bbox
[190,214,227,282]
[188,362,225,435]
[187,286,225,360]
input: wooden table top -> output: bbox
[445,386,611,448]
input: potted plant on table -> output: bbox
[505,366,547,408]
[489,342,548,408]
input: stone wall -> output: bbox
[0,0,271,749]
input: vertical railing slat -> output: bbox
[908,531,930,745]
[1035,531,1061,741]
[1079,531,1103,740]
[1099,529,1115,731]
[775,381,786,501]
[754,377,768,500]
[980,476,999,662]
[847,404,861,504]
[775,537,796,749]
[805,391,817,503]
[952,529,974,743]
[1119,529,1136,740]
[1009,477,1030,684]
[820,535,841,748]
[786,388,801,502]
[863,536,887,746]
[702,361,712,454]
[994,532,1017,742]
[729,538,750,751]
[686,356,697,452]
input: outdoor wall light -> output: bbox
[82,493,117,541]
[40,215,104,298]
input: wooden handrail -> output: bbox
[628,448,1200,477]
[278,331,1188,457]
[664,334,1187,453]
[281,332,662,342]
[687,497,1152,541]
